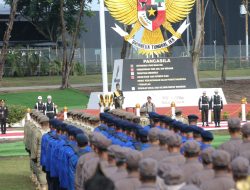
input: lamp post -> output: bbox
[187,15,190,56]
[214,40,216,70]
[246,0,249,60]
[241,1,249,60]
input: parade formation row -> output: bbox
[23,107,250,190]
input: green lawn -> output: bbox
[0,88,89,110]
[0,133,231,190]
[0,74,113,87]
[211,134,230,148]
[199,69,250,78]
[0,141,28,157]
[0,156,33,190]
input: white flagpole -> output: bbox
[99,0,108,93]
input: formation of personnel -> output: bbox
[23,107,250,190]
[198,90,223,127]
[34,95,57,119]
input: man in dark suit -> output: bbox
[113,83,124,109]
[0,99,8,134]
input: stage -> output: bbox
[83,103,250,130]
[84,103,249,119]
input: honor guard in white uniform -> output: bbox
[211,90,223,127]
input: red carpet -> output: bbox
[0,130,24,140]
[0,132,23,137]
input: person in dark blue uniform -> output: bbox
[143,112,162,132]
[200,130,214,151]
[67,133,92,190]
[50,123,68,190]
[45,120,60,190]
[137,129,150,151]
[40,119,56,172]
[159,115,174,130]
[187,114,199,126]
[190,125,204,144]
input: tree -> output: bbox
[14,0,93,88]
[60,0,93,88]
[211,0,227,84]
[191,0,204,88]
[16,0,61,42]
[0,0,18,80]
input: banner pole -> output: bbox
[99,0,108,93]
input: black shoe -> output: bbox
[206,124,209,127]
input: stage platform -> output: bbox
[83,103,250,119]
[82,103,250,130]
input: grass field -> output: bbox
[0,133,230,190]
[199,69,250,78]
[0,69,249,87]
[0,88,89,110]
[0,156,33,190]
[0,141,28,157]
[0,74,113,87]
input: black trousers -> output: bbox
[201,107,209,125]
[114,101,122,109]
[46,172,53,190]
[0,119,6,134]
[46,113,55,119]
[51,177,60,190]
[213,106,221,126]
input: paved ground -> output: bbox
[0,83,107,92]
[1,76,250,92]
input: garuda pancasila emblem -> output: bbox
[105,0,195,55]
